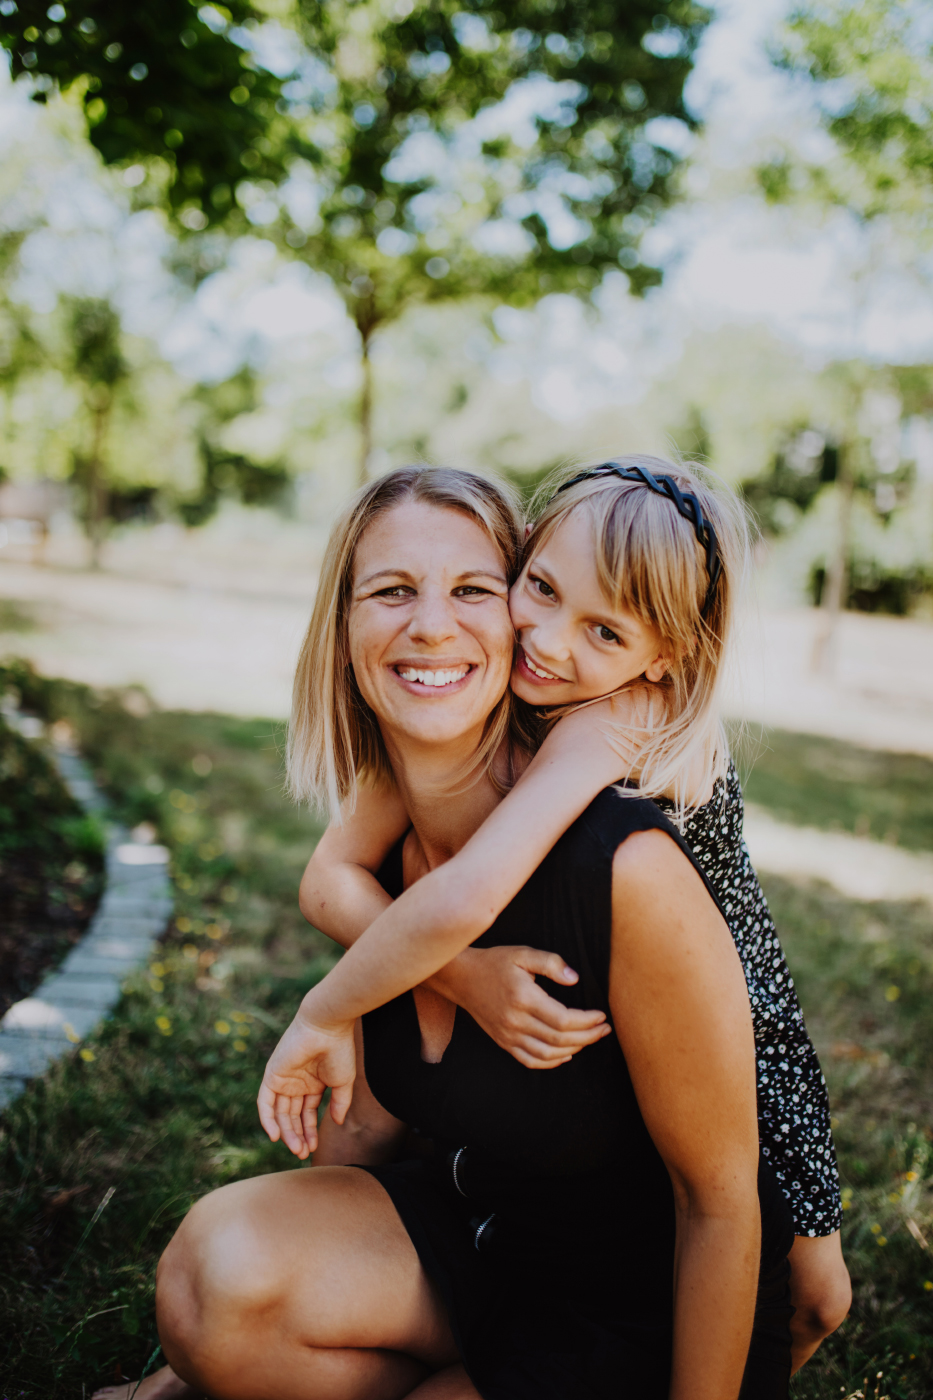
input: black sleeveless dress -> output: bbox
[361,789,796,1400]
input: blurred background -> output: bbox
[2,2,933,1397]
[0,0,931,736]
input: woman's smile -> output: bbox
[392,661,475,693]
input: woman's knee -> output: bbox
[156,1180,286,1371]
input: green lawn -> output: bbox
[1,663,931,1397]
[738,727,933,853]
[0,663,333,1396]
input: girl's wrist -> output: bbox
[296,985,352,1035]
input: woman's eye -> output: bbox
[376,586,415,599]
[531,575,555,598]
[453,585,488,597]
[596,624,621,644]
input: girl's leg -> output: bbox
[157,1166,459,1400]
[788,1232,851,1373]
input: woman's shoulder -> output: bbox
[571,785,685,861]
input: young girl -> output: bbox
[261,455,849,1373]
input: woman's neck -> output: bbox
[383,730,517,870]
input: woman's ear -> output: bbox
[524,522,534,539]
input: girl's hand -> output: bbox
[257,1011,357,1159]
[430,946,611,1068]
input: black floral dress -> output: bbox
[658,762,842,1237]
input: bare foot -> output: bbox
[91,1363,201,1400]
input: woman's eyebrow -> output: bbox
[356,567,508,588]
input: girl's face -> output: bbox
[509,505,670,706]
[348,500,514,752]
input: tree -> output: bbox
[65,297,129,566]
[758,0,933,667]
[0,0,297,229]
[3,0,713,485]
[276,0,712,479]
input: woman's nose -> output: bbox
[407,590,458,646]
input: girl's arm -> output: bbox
[258,695,639,1154]
[303,773,611,1072]
[610,830,760,1400]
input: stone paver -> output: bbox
[0,733,173,1113]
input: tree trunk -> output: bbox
[86,395,110,570]
[811,442,854,675]
[358,327,373,488]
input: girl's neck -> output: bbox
[382,729,517,870]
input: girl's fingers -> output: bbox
[257,1083,281,1142]
[521,987,607,1033]
[300,1099,319,1154]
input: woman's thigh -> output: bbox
[158,1166,458,1395]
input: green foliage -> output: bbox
[764,0,933,225]
[65,297,128,389]
[0,0,292,229]
[740,440,837,535]
[0,702,104,1015]
[284,0,712,337]
[810,560,933,617]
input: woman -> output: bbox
[115,467,792,1400]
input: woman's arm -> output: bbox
[609,830,760,1400]
[299,781,409,948]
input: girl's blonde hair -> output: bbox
[288,466,524,820]
[523,454,750,819]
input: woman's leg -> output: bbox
[788,1232,851,1373]
[155,1166,459,1400]
[91,1367,196,1400]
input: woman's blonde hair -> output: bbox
[523,454,751,819]
[288,466,524,820]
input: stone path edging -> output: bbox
[0,727,173,1112]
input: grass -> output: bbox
[1,661,931,1397]
[0,662,332,1397]
[766,876,933,1398]
[738,727,933,854]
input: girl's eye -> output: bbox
[596,624,621,644]
[531,575,555,598]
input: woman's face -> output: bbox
[348,500,514,752]
[509,504,670,706]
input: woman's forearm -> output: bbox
[670,1199,760,1400]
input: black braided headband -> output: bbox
[556,462,723,620]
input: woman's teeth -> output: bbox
[523,652,560,680]
[397,666,469,687]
